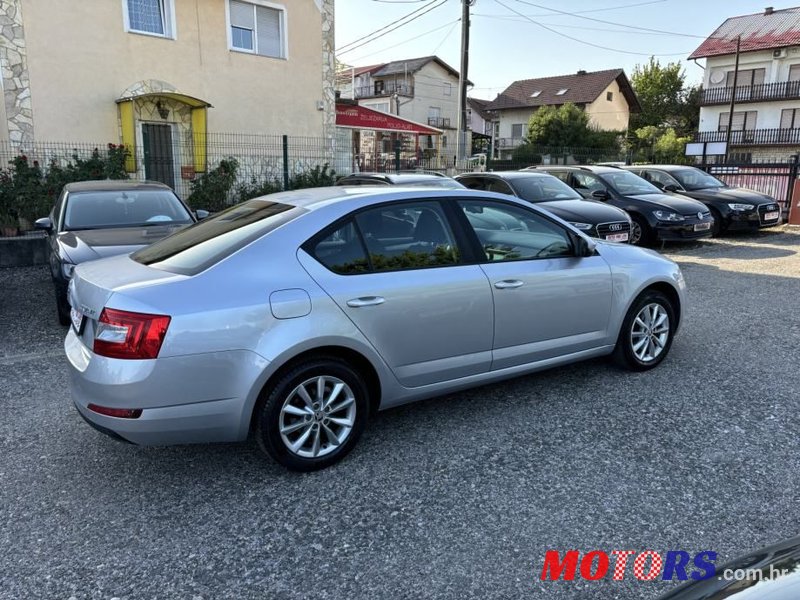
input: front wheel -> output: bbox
[613,290,676,371]
[255,358,369,471]
[709,207,725,237]
[629,215,655,247]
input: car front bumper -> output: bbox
[65,328,269,446]
[726,205,782,230]
[654,216,714,241]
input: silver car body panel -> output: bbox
[66,187,686,445]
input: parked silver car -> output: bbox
[66,187,686,470]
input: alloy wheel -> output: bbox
[279,376,356,458]
[630,302,670,363]
[630,221,643,245]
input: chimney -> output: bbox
[577,70,587,75]
[765,6,774,14]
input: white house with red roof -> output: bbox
[690,6,800,160]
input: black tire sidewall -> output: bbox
[256,358,369,471]
[55,286,70,326]
[615,290,676,371]
[630,215,654,247]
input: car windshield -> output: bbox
[670,168,726,191]
[64,189,193,230]
[132,199,305,275]
[508,176,583,203]
[598,170,662,195]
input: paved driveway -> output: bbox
[1,230,799,599]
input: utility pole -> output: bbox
[724,35,741,163]
[456,0,471,162]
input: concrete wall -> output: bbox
[6,0,330,141]
[585,80,629,131]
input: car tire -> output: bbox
[55,285,70,326]
[613,289,676,371]
[709,207,725,236]
[629,215,654,247]
[255,357,369,471]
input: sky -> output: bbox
[335,0,794,100]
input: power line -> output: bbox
[493,0,691,56]
[338,0,447,54]
[474,14,682,36]
[432,19,460,54]
[344,19,460,63]
[509,0,708,39]
[472,0,666,19]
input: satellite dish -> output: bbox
[710,70,725,85]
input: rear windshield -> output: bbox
[132,199,305,275]
[64,189,193,230]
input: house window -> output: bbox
[718,111,758,132]
[725,68,765,87]
[511,123,524,139]
[606,91,613,101]
[556,88,568,95]
[781,108,800,129]
[368,102,390,114]
[124,0,175,37]
[442,135,448,148]
[228,0,286,59]
[443,83,452,96]
[789,64,800,83]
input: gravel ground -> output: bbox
[1,228,800,600]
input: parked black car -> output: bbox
[35,180,202,325]
[623,165,783,236]
[658,536,800,599]
[455,171,633,242]
[534,166,714,246]
[335,172,465,189]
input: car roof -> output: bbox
[338,172,452,184]
[65,180,175,193]
[624,164,699,172]
[538,165,624,174]
[456,171,552,180]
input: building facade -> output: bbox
[0,0,335,186]
[690,6,800,162]
[486,69,639,160]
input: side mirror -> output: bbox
[591,189,608,200]
[34,217,52,232]
[574,235,597,257]
[194,209,209,220]
[663,183,679,193]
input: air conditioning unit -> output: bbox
[774,48,788,58]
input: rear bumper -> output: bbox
[66,328,269,446]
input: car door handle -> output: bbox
[346,296,385,307]
[494,280,524,289]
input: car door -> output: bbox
[453,198,613,370]
[301,199,494,388]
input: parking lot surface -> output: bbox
[2,229,800,600]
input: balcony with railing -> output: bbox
[427,116,452,129]
[700,80,800,105]
[354,81,414,99]
[495,137,526,149]
[694,128,800,146]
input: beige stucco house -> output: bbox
[0,0,335,188]
[486,69,640,160]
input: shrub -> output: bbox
[186,158,239,211]
[236,177,283,203]
[288,163,336,189]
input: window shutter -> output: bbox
[753,69,766,85]
[256,6,282,58]
[230,0,255,29]
[789,64,800,82]
[745,111,757,130]
[780,109,795,129]
[730,112,745,131]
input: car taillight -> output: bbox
[93,308,171,360]
[87,404,143,419]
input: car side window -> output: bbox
[458,200,573,261]
[486,179,515,195]
[311,219,370,275]
[572,172,606,193]
[458,176,487,191]
[355,201,459,272]
[546,171,571,184]
[645,170,681,190]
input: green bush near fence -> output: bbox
[0,144,128,230]
[187,158,337,211]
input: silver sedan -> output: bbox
[66,187,686,470]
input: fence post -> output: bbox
[787,153,799,219]
[394,138,401,172]
[282,135,290,190]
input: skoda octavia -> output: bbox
[66,187,686,471]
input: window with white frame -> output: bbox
[228,0,286,58]
[443,83,452,96]
[124,0,175,37]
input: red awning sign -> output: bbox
[335,104,441,135]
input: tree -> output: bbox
[633,126,691,163]
[525,103,593,148]
[630,57,686,130]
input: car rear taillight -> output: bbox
[87,404,143,419]
[93,308,171,360]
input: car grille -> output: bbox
[596,221,631,238]
[758,203,781,224]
